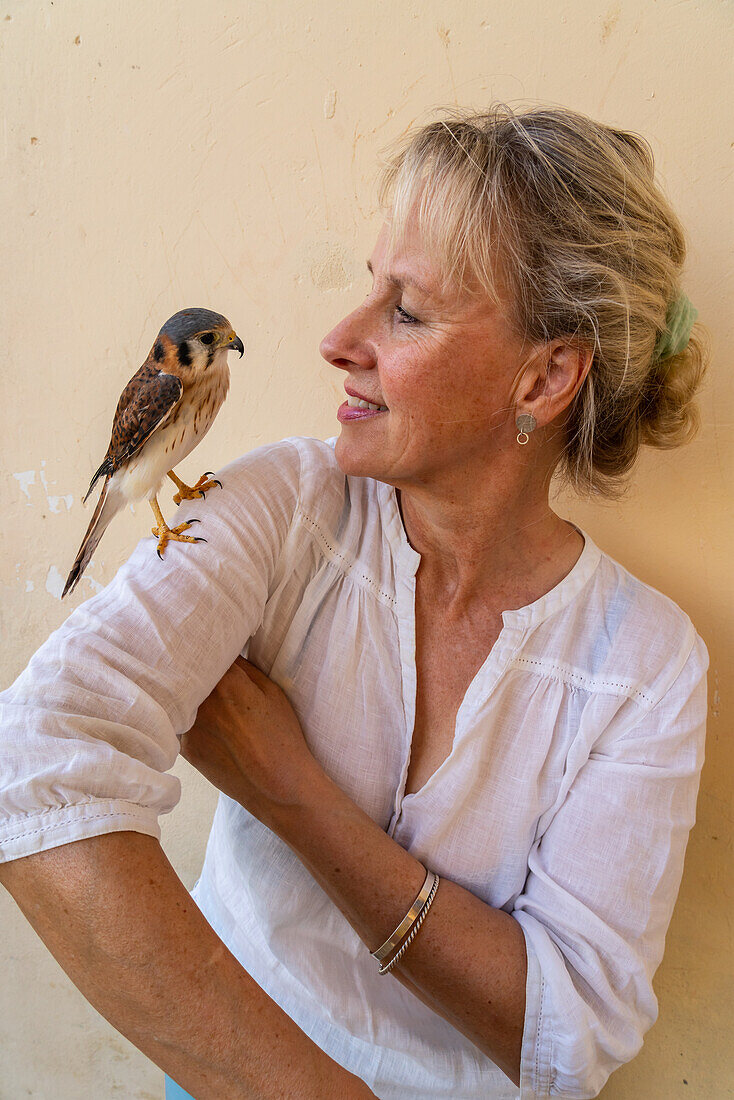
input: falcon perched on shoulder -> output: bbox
[62,307,244,598]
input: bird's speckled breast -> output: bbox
[119,355,230,503]
[167,361,230,457]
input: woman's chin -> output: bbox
[334,433,383,480]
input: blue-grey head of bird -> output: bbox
[152,307,244,375]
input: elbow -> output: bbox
[538,1012,649,1098]
[517,919,656,1097]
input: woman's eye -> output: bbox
[395,304,418,324]
[200,332,215,345]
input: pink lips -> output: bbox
[337,401,386,422]
[338,386,388,423]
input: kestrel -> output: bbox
[62,307,244,598]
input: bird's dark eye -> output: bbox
[200,332,215,345]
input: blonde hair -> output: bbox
[378,104,710,499]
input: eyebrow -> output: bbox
[366,259,434,300]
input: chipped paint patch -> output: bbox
[48,493,74,513]
[39,461,74,512]
[13,470,35,503]
[45,565,65,599]
[25,579,34,592]
[85,577,104,594]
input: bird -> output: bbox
[62,307,244,598]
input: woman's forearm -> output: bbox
[0,831,375,1100]
[270,773,527,1088]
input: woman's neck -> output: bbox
[396,472,583,614]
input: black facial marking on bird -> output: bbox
[177,340,192,367]
[62,307,244,598]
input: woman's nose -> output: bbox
[319,303,375,371]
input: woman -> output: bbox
[0,105,710,1100]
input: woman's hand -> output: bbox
[180,656,321,828]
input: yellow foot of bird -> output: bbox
[172,471,222,505]
[151,519,207,560]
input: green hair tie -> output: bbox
[653,292,698,362]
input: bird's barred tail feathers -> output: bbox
[62,478,120,598]
[82,458,112,505]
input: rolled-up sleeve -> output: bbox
[513,630,709,1098]
[0,439,302,863]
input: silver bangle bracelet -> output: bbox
[371,868,438,963]
[379,873,440,974]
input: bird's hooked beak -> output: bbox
[224,333,245,357]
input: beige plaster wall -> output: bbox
[1,2,731,1097]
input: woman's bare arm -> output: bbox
[0,831,375,1100]
[269,770,527,1087]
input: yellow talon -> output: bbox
[148,496,207,559]
[168,470,222,505]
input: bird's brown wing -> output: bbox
[83,362,183,502]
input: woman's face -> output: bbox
[319,213,532,490]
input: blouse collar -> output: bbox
[378,478,602,628]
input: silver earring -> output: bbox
[516,413,537,446]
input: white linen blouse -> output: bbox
[0,437,709,1099]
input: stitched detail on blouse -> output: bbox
[509,656,657,708]
[0,806,156,845]
[296,506,398,609]
[534,974,546,1094]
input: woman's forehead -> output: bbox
[370,219,459,297]
[382,175,512,300]
[370,223,436,290]
[371,216,510,320]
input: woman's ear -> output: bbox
[522,339,593,425]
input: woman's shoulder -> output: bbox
[218,436,341,499]
[592,543,696,635]
[523,531,709,712]
[220,435,380,529]
[584,540,709,702]
[219,436,394,600]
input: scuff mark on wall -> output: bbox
[600,4,621,43]
[712,668,720,719]
[310,241,352,290]
[436,25,457,105]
